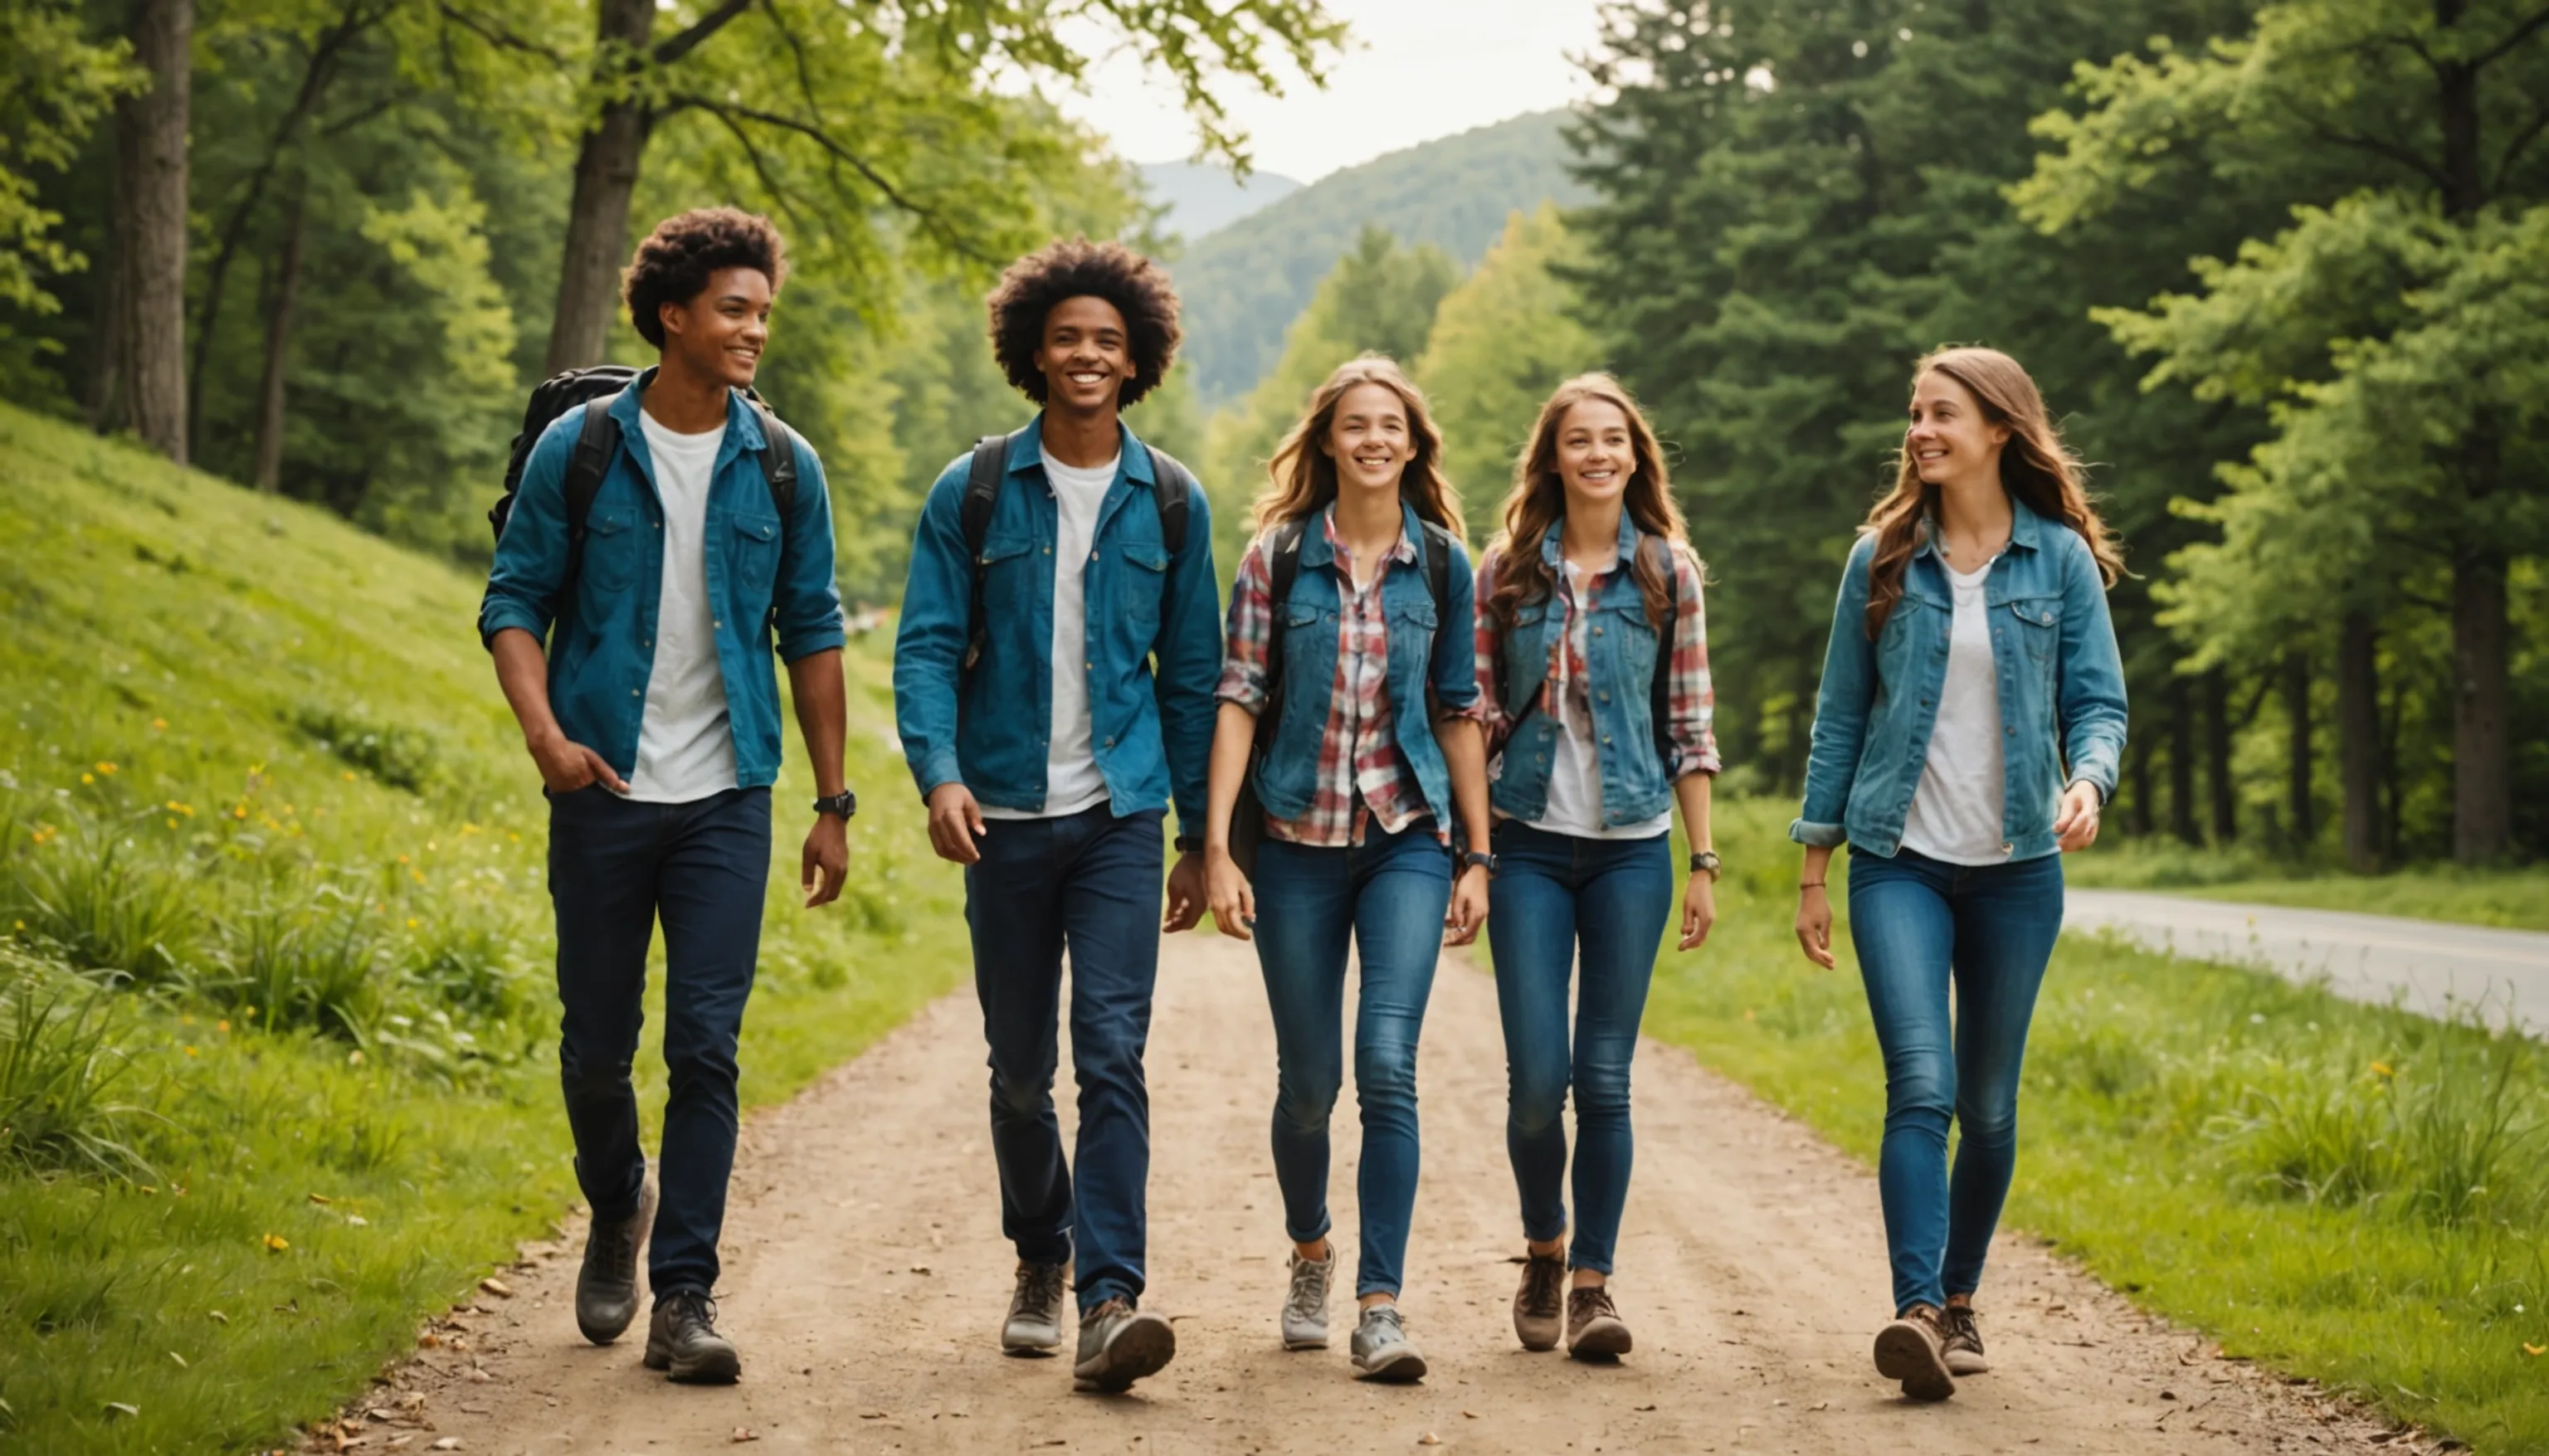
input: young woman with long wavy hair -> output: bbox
[1472,374,1722,1361]
[1791,347,2127,1401]
[1201,355,1493,1383]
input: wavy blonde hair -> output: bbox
[1486,373,1689,631]
[1862,347,2124,638]
[1251,354,1466,538]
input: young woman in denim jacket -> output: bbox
[1201,355,1494,1383]
[1472,375,1721,1362]
[1791,347,2127,1401]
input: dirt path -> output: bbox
[342,934,2421,1456]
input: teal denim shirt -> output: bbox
[1252,500,1481,826]
[1488,510,1675,828]
[889,416,1222,833]
[1790,499,2127,860]
[476,382,846,789]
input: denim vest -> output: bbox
[1252,501,1480,825]
[1790,499,2128,860]
[1489,513,1674,829]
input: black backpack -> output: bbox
[956,428,1194,670]
[488,365,800,567]
[1226,514,1461,874]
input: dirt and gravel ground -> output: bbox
[320,932,2438,1456]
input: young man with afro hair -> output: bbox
[893,236,1220,1390]
[480,207,853,1384]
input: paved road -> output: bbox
[2064,890,2549,1035]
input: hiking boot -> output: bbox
[1350,1303,1428,1383]
[1512,1252,1565,1351]
[574,1178,656,1345]
[1942,1303,1990,1375]
[1072,1298,1177,1390]
[1873,1303,1957,1402]
[1566,1284,1633,1360]
[1282,1246,1335,1351]
[1004,1260,1070,1354]
[643,1289,740,1385]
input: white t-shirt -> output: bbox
[625,412,738,803]
[1900,558,2007,864]
[981,448,1119,821]
[1532,557,1674,840]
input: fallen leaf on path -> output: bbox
[429,1440,462,1452]
[732,1429,758,1443]
[1419,1436,1442,1448]
[909,1264,932,1274]
[1810,1402,1829,1411]
[479,1278,514,1298]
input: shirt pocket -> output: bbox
[977,535,1038,617]
[2006,595,2063,664]
[729,512,782,598]
[578,509,639,596]
[1117,541,1169,631]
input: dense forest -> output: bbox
[3,0,2542,865]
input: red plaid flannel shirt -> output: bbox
[1473,541,1723,778]
[1216,511,1483,846]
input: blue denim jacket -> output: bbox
[477,382,846,789]
[890,416,1221,834]
[1489,512,1675,827]
[1791,499,2127,860]
[1254,501,1481,825]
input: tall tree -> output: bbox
[539,0,1346,373]
[97,0,193,462]
[0,0,138,320]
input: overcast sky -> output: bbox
[1052,0,1611,183]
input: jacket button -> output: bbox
[631,689,641,698]
[1592,626,1604,636]
[2001,842,2014,855]
[1597,692,1611,704]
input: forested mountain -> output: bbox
[1172,109,1593,406]
[1138,160,1302,240]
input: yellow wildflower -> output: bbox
[95,762,117,775]
[261,1234,289,1253]
[151,718,168,731]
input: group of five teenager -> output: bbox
[479,211,2128,1408]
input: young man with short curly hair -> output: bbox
[481,207,852,1385]
[893,237,1220,1390]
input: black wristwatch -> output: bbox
[1689,850,1722,879]
[811,791,858,821]
[1460,850,1498,878]
[1174,834,1206,855]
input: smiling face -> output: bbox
[1319,381,1416,499]
[660,265,773,389]
[1036,295,1133,416]
[1555,397,1635,509]
[1906,369,2011,490]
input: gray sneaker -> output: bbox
[1511,1253,1564,1351]
[1003,1260,1069,1354]
[1282,1247,1335,1350]
[1942,1304,1989,1375]
[1349,1303,1428,1383]
[574,1178,656,1345]
[1072,1298,1177,1390]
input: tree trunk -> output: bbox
[2204,667,2235,845]
[2336,613,2381,873]
[2283,650,2313,850]
[543,0,657,374]
[2169,676,2198,845]
[251,187,307,492]
[105,0,193,465]
[2450,543,2512,862]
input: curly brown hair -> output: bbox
[623,207,789,349]
[987,237,1181,407]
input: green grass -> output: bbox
[0,407,966,1453]
[2066,838,2549,931]
[1650,799,2549,1454]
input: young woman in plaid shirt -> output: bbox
[1474,374,1722,1362]
[1201,356,1494,1383]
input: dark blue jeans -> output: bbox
[1250,819,1452,1299]
[547,785,771,1299]
[965,804,1164,1312]
[1485,821,1673,1275]
[1846,845,2065,1314]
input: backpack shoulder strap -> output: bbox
[746,396,798,521]
[1647,535,1681,757]
[1256,519,1309,733]
[563,393,622,541]
[1420,520,1459,685]
[1144,444,1194,555]
[959,432,1018,672]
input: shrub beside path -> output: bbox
[326,933,2429,1455]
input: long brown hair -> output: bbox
[1486,373,1689,631]
[1861,347,2124,638]
[1251,354,1466,539]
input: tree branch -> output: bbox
[2473,2,2549,69]
[664,92,995,263]
[2494,97,2549,188]
[2279,100,2452,192]
[670,97,818,235]
[652,0,757,66]
[433,0,567,65]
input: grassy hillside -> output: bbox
[1174,110,1595,406]
[0,407,967,1453]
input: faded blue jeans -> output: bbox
[1847,845,2065,1314]
[1486,820,1673,1274]
[1250,818,1453,1298]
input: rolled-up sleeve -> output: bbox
[1216,536,1274,714]
[772,435,846,663]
